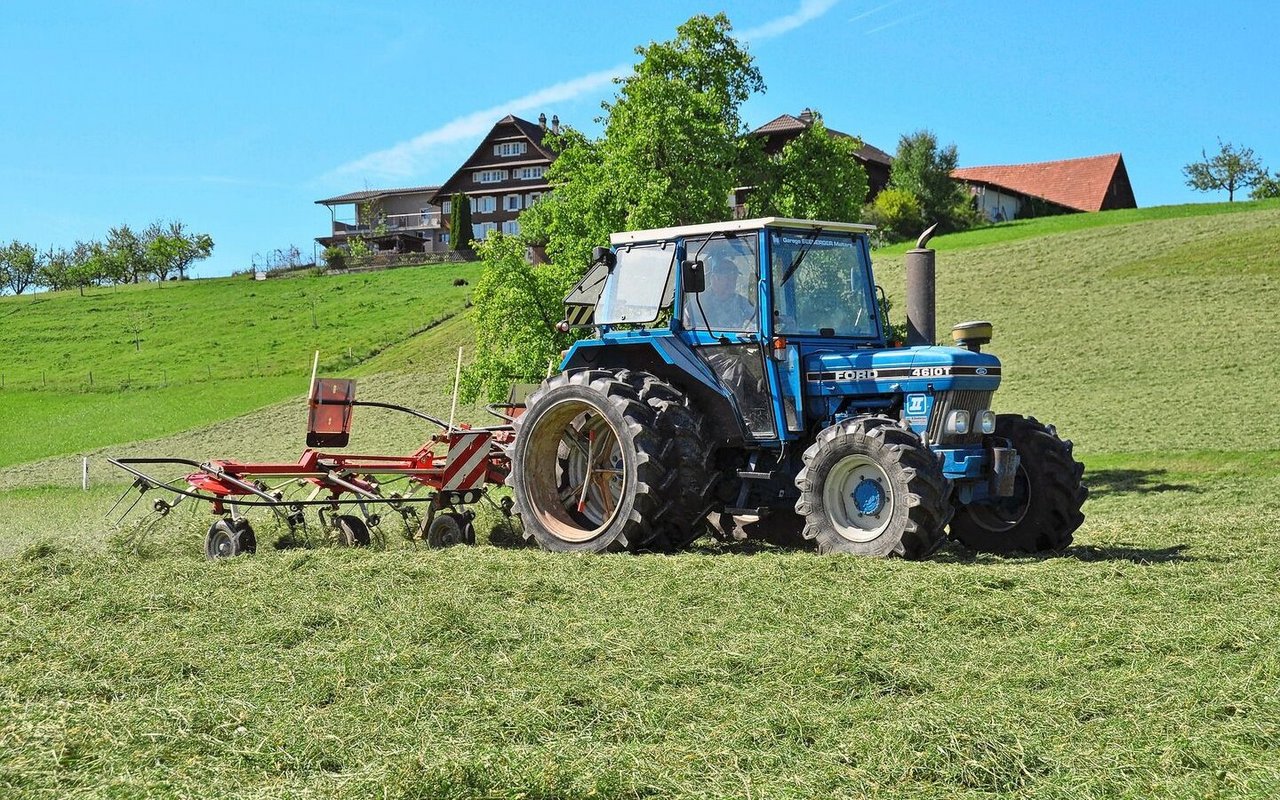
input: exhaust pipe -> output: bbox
[904,223,939,347]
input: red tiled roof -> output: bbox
[951,154,1129,212]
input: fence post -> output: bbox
[82,457,89,491]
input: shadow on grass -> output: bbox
[1086,468,1200,498]
[935,541,1201,565]
[688,535,1202,565]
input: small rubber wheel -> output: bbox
[334,515,371,547]
[205,518,256,560]
[425,512,474,548]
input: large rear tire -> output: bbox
[509,370,673,553]
[617,370,717,550]
[949,414,1086,553]
[795,416,951,558]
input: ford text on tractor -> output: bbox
[508,218,1086,556]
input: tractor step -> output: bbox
[736,470,780,481]
[724,507,773,517]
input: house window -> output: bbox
[493,142,528,157]
[471,222,498,241]
[505,194,522,211]
[474,196,495,213]
[526,192,543,206]
[474,169,508,183]
[519,166,546,180]
[440,233,450,244]
[503,220,521,235]
[442,200,452,214]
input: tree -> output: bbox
[449,192,473,251]
[462,233,581,401]
[145,221,213,281]
[1249,170,1280,200]
[522,12,763,269]
[1183,140,1266,202]
[0,240,43,295]
[862,187,926,243]
[103,224,145,284]
[747,115,868,221]
[888,129,973,233]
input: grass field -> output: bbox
[3,202,1280,798]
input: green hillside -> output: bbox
[0,263,479,468]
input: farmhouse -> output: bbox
[427,114,558,243]
[315,186,448,254]
[951,153,1137,222]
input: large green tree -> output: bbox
[888,129,973,233]
[747,116,868,220]
[522,12,762,269]
[1183,140,1266,202]
[462,234,581,401]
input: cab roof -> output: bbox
[608,217,876,246]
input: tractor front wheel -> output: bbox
[949,414,1086,553]
[509,370,671,553]
[795,416,950,558]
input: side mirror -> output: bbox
[681,259,705,293]
[592,246,616,268]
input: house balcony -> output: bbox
[330,212,443,237]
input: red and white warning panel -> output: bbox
[442,431,494,490]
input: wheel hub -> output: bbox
[852,478,885,516]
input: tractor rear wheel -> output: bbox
[509,370,673,553]
[949,414,1086,553]
[617,370,717,550]
[795,416,950,558]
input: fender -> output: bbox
[560,336,751,446]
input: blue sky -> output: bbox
[2,1,1276,278]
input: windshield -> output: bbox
[595,243,675,325]
[770,231,878,338]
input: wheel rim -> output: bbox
[966,466,1031,532]
[822,454,895,543]
[209,522,235,558]
[430,515,463,546]
[524,398,626,543]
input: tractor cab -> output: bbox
[561,218,997,450]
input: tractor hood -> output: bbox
[803,346,1002,397]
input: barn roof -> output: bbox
[951,153,1132,212]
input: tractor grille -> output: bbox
[926,389,994,445]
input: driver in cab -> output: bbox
[686,255,757,332]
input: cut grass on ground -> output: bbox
[2,451,1278,798]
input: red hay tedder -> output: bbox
[108,371,522,559]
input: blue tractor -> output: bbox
[508,217,1086,557]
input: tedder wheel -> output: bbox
[424,512,475,548]
[795,416,951,558]
[509,369,674,553]
[205,518,257,560]
[334,515,372,547]
[949,414,1087,553]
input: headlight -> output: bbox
[945,409,970,434]
[978,410,996,435]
